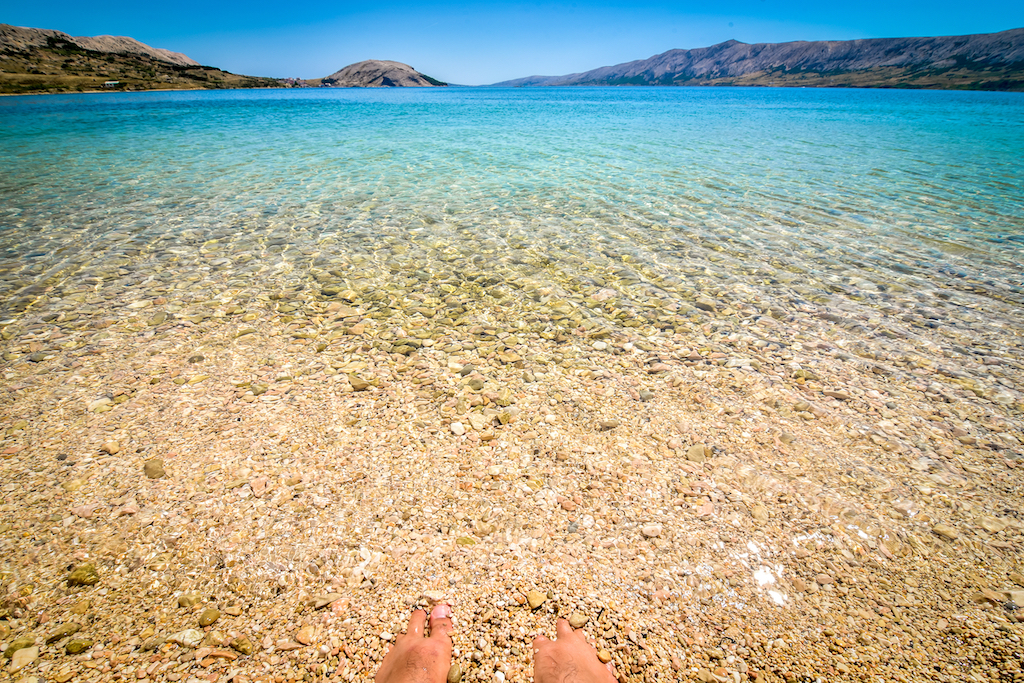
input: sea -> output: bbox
[0,86,1022,359]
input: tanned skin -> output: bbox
[375,605,454,683]
[533,618,618,683]
[377,609,617,683]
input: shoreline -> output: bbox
[0,86,290,97]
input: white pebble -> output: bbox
[641,523,662,538]
[450,422,466,436]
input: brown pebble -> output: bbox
[67,563,100,586]
[526,590,546,609]
[198,608,220,627]
[144,458,165,479]
[295,624,315,645]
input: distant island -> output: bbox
[312,60,447,88]
[0,24,278,94]
[494,28,1024,91]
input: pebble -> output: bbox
[979,516,1007,532]
[144,458,166,479]
[932,523,959,540]
[526,590,547,609]
[178,593,200,608]
[198,608,220,627]
[45,622,81,644]
[313,593,343,609]
[421,591,447,605]
[141,636,165,652]
[597,419,620,431]
[4,636,34,659]
[65,638,93,655]
[203,630,227,647]
[67,563,100,586]
[168,629,204,648]
[687,443,708,463]
[641,523,662,538]
[597,649,613,663]
[87,397,112,413]
[100,440,120,454]
[9,646,38,672]
[695,297,717,312]
[568,612,589,629]
[823,390,852,400]
[447,663,463,683]
[295,625,315,645]
[450,422,466,436]
[230,636,254,655]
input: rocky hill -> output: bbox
[318,60,447,87]
[496,28,1024,91]
[0,23,280,94]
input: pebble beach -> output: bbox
[0,87,1022,683]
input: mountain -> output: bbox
[495,28,1024,91]
[0,23,199,67]
[0,23,279,94]
[318,60,447,87]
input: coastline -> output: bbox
[0,86,290,97]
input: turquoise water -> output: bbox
[0,87,1022,345]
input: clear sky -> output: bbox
[6,0,1024,84]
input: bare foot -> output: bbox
[533,618,617,683]
[375,604,454,683]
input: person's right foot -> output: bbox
[532,618,618,683]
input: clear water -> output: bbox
[1,87,1022,350]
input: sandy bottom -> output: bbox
[1,291,1022,683]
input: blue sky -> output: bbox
[7,0,1024,84]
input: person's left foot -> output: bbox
[375,604,454,683]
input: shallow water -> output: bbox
[1,87,1022,358]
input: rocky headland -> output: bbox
[317,60,447,87]
[495,28,1024,90]
[0,24,279,94]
